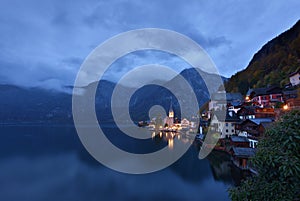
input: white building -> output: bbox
[211,111,240,138]
[181,118,190,128]
[209,92,243,114]
[289,70,300,86]
[210,111,241,139]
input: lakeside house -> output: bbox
[230,136,250,148]
[236,118,273,148]
[210,110,241,139]
[230,147,257,170]
[204,73,299,172]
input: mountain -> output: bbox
[225,20,300,94]
[0,68,225,124]
[127,68,225,121]
[0,85,73,124]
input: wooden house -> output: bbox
[237,106,275,120]
[230,136,249,148]
[230,147,256,170]
[283,89,300,109]
[236,118,273,148]
[246,87,283,107]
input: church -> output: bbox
[164,104,174,127]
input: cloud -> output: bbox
[0,0,300,89]
[0,59,76,91]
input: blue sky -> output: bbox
[0,0,300,90]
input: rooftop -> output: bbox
[246,86,282,96]
[250,118,273,125]
[237,106,256,115]
[232,147,256,157]
[213,111,241,122]
[230,136,249,143]
[283,90,298,95]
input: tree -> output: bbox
[229,110,300,201]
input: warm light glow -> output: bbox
[245,96,250,101]
[168,138,174,149]
[283,104,288,110]
[159,132,162,137]
[151,132,155,139]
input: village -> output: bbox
[198,69,300,173]
[141,69,300,173]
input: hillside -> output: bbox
[225,20,300,94]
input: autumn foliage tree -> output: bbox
[229,110,300,201]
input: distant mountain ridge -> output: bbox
[0,68,225,123]
[225,20,300,94]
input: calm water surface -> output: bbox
[0,125,249,201]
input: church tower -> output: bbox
[167,102,174,127]
[168,104,174,118]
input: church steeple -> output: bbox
[164,100,174,128]
[168,101,174,118]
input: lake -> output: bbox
[0,125,249,201]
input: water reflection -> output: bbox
[151,130,195,150]
[207,151,251,186]
[168,138,173,149]
[0,125,250,200]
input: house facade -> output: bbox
[246,87,283,107]
[289,70,300,86]
[210,111,241,139]
[230,136,250,148]
[209,92,243,112]
[237,106,275,120]
[230,147,256,170]
[236,118,273,148]
[181,118,190,128]
[283,89,300,109]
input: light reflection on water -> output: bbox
[153,130,195,150]
[0,125,249,201]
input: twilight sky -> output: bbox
[0,0,300,90]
